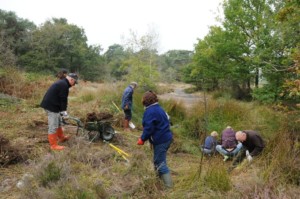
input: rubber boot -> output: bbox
[161,173,173,188]
[123,119,130,132]
[57,127,70,142]
[48,133,65,150]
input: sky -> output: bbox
[1,0,223,53]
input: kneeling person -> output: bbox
[231,130,265,169]
[201,131,219,156]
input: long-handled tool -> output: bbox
[104,140,130,162]
[112,101,136,129]
[112,101,121,112]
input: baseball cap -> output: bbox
[68,73,78,84]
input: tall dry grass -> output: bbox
[1,70,299,198]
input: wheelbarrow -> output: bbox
[64,116,116,142]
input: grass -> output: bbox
[203,164,231,192]
[0,69,299,198]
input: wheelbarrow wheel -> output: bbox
[101,125,115,141]
[76,128,100,142]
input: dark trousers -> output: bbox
[232,147,247,167]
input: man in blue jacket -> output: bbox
[121,82,137,131]
[137,91,173,188]
[40,73,78,150]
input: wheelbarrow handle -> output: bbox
[65,116,84,127]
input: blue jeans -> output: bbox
[201,147,214,155]
[153,140,172,175]
[216,143,243,157]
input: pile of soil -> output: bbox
[86,112,113,122]
[0,134,24,167]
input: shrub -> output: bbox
[252,85,278,104]
[39,162,62,187]
[203,164,231,192]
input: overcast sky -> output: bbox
[1,0,223,53]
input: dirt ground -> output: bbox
[158,83,204,109]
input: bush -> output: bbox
[39,162,62,187]
[252,85,278,104]
[203,164,231,192]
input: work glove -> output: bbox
[246,150,253,162]
[137,138,144,145]
[60,111,68,118]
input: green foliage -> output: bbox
[212,90,233,100]
[39,162,62,187]
[127,63,159,92]
[81,45,107,81]
[177,96,285,144]
[160,50,193,81]
[252,85,278,104]
[204,164,231,192]
[19,18,89,72]
[0,9,36,67]
[57,185,95,199]
[172,137,201,155]
[161,50,193,71]
[161,100,186,125]
[78,91,97,103]
[263,130,300,186]
[180,117,204,139]
[163,67,177,83]
[1,71,299,198]
[121,29,161,91]
[130,91,147,125]
[184,0,299,106]
[104,44,129,80]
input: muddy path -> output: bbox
[158,83,204,110]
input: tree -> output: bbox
[274,0,300,103]
[0,9,36,67]
[122,27,160,90]
[104,44,129,80]
[16,17,106,81]
[160,50,193,81]
[223,0,275,91]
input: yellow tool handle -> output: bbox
[112,101,121,112]
[116,151,129,162]
[109,143,130,157]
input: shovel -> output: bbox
[112,101,136,129]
